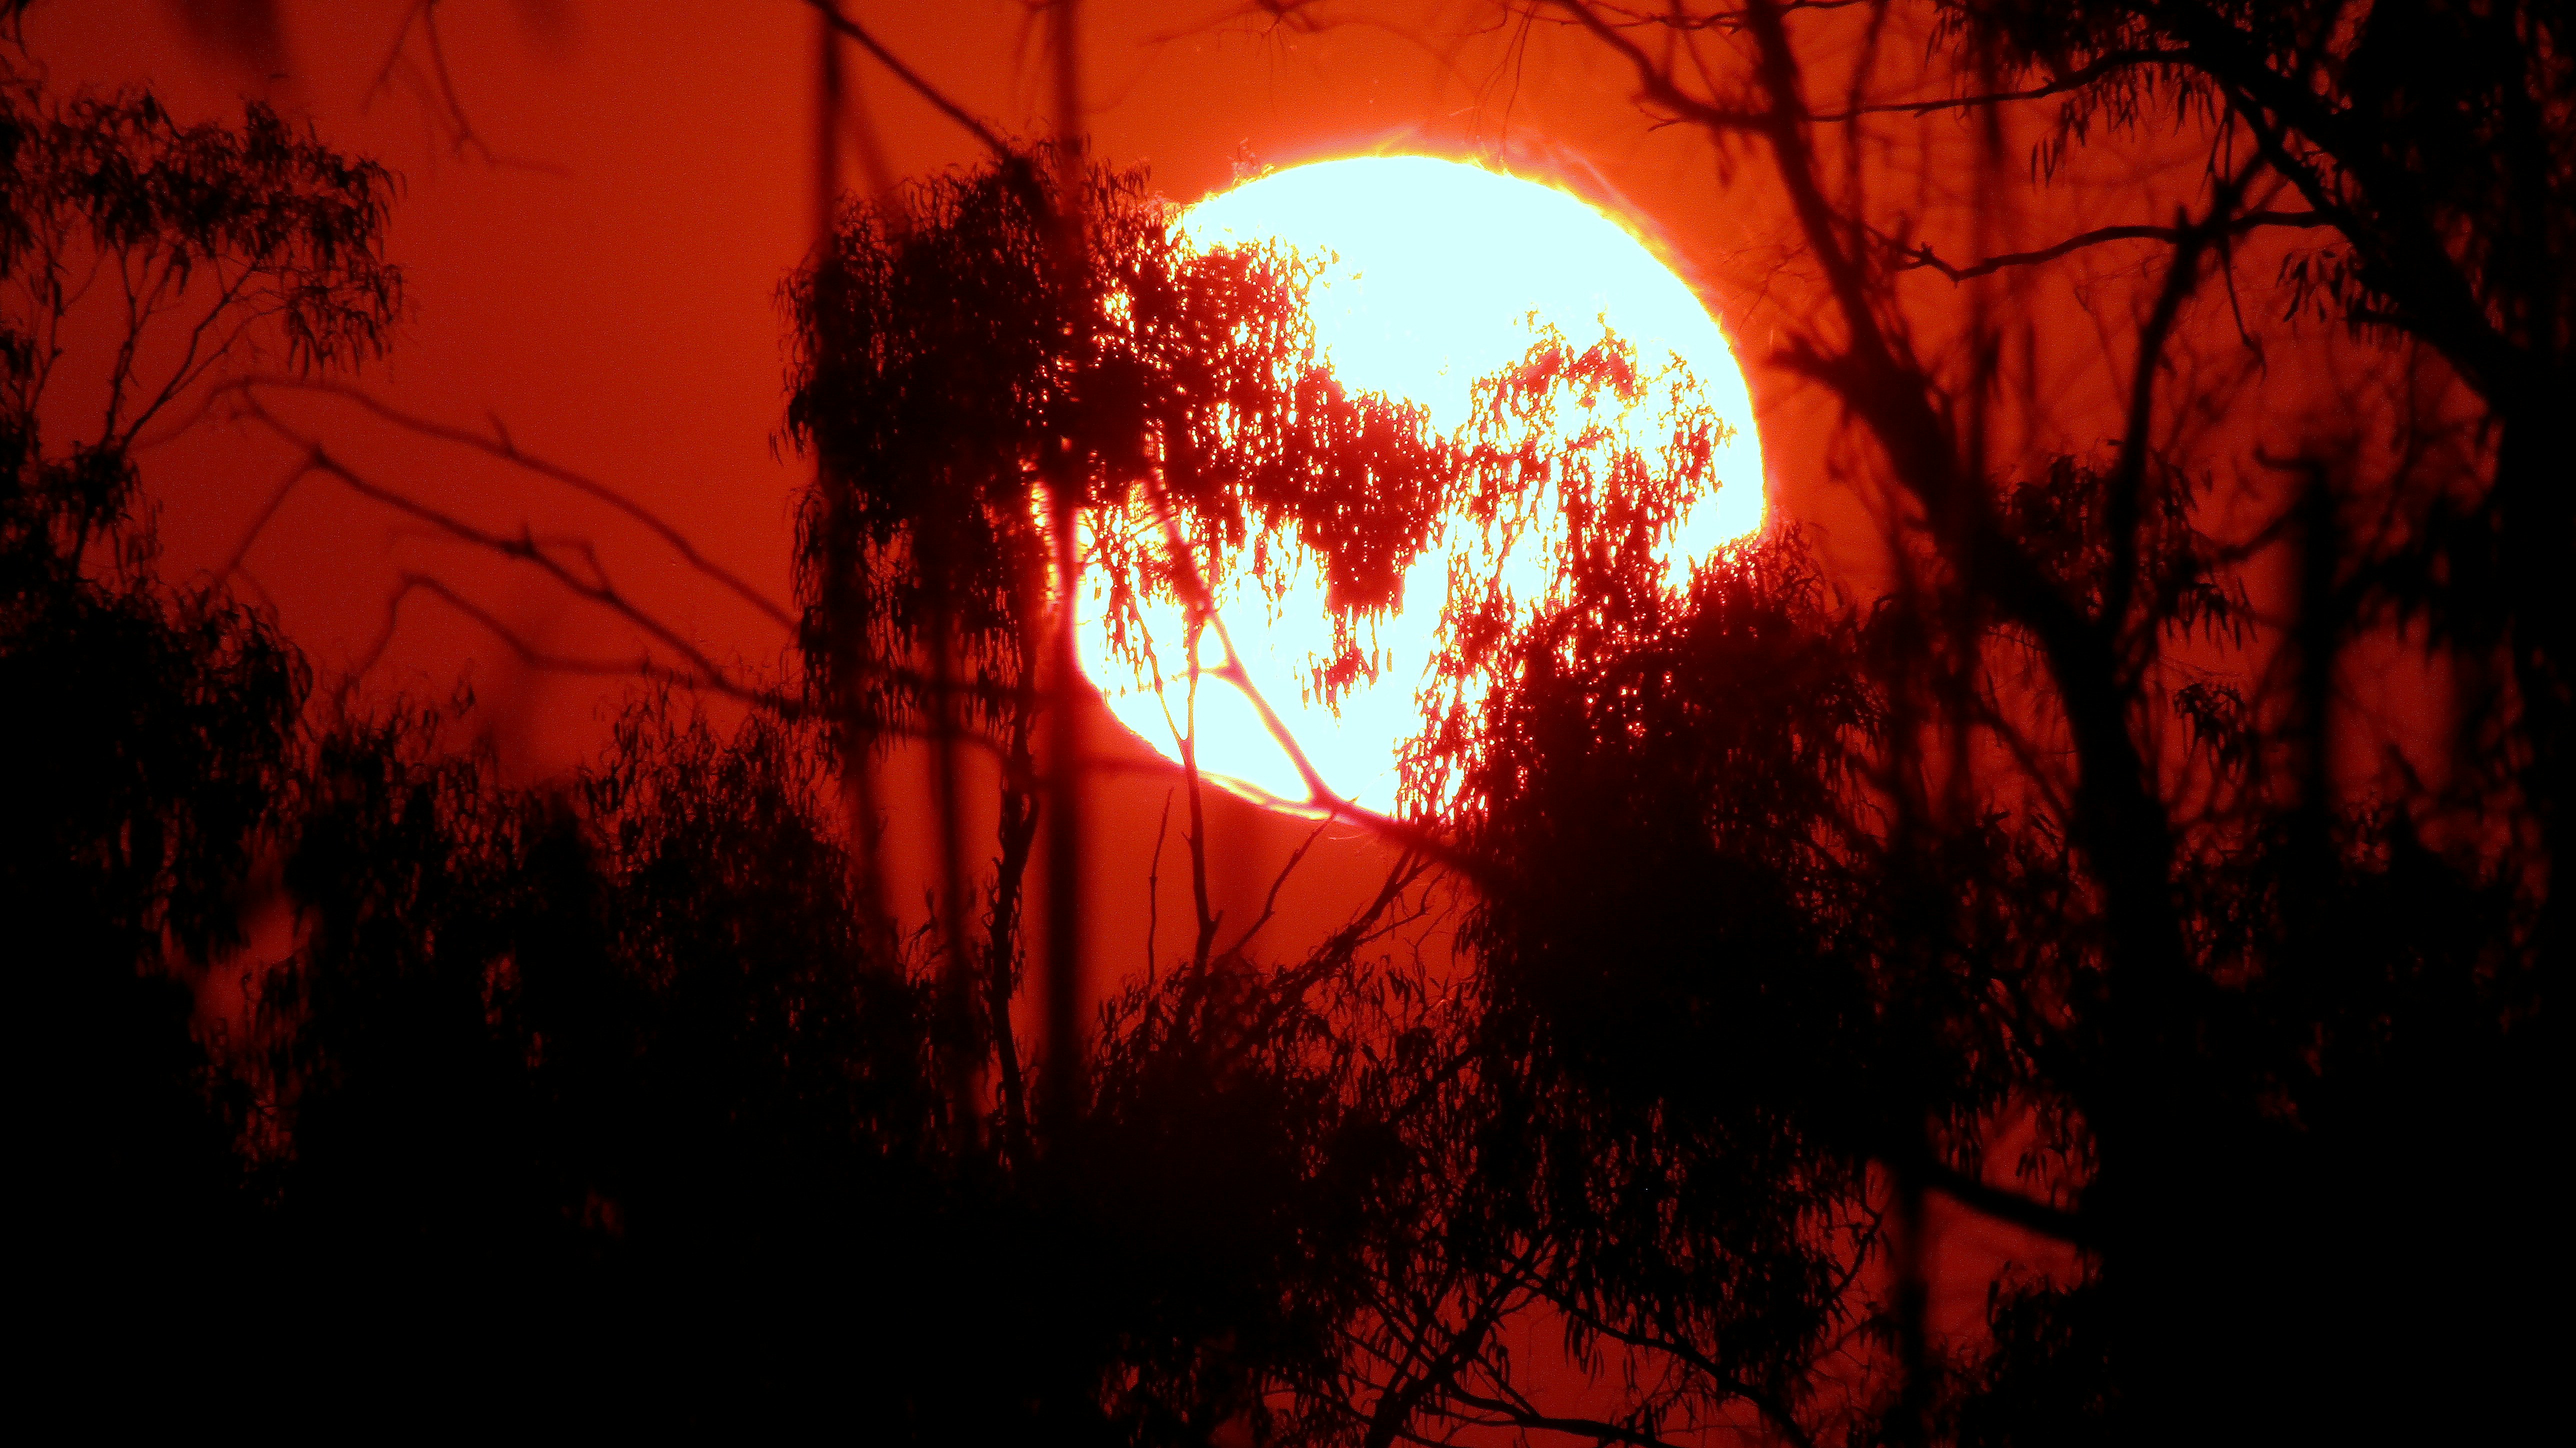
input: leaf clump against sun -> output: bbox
[782,146,1450,798]
[1090,155,1770,815]
[787,150,1766,819]
[1097,160,1762,814]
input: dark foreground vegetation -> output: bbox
[9,2,2562,1442]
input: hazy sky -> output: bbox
[30,2,1794,755]
[30,0,2400,986]
[30,1,1718,990]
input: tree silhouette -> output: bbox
[5,58,1457,1436]
[4,58,394,1374]
[1244,2,2562,1442]
[12,6,2564,1443]
[782,146,1454,1152]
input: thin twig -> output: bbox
[806,0,1016,162]
[1896,210,2330,284]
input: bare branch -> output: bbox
[351,572,809,719]
[362,0,566,173]
[214,376,798,634]
[1218,810,1338,959]
[1896,210,2334,284]
[1804,47,2192,122]
[806,0,1016,163]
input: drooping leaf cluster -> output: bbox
[1406,322,1738,809]
[2,64,400,447]
[1456,543,1884,1420]
[782,148,1452,748]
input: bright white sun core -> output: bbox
[1076,154,1766,816]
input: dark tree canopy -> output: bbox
[1302,3,2564,1444]
[4,74,1437,1438]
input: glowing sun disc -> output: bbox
[1080,155,1766,814]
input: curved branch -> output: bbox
[1129,478,1500,889]
[353,572,810,718]
[1805,47,2192,121]
[1898,209,2334,284]
[218,376,798,634]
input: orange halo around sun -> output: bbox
[1078,155,1766,816]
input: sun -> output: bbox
[1079,154,1766,816]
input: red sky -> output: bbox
[27,0,1854,968]
[33,0,2438,1134]
[32,0,2440,756]
[28,0,2454,1076]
